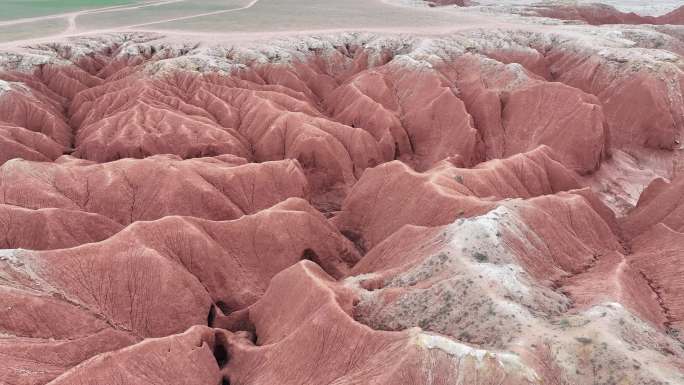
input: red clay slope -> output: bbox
[1,32,684,385]
[0,198,358,385]
[532,3,684,25]
[430,2,684,26]
[0,155,308,225]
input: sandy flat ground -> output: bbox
[0,0,681,48]
[138,0,499,35]
[0,0,251,44]
[76,0,254,30]
[0,18,69,43]
[0,0,500,47]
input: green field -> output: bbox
[0,0,139,21]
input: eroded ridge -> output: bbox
[0,20,684,385]
[425,1,684,26]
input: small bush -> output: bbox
[473,251,488,262]
[575,336,592,345]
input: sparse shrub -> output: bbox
[473,251,488,262]
[575,336,592,345]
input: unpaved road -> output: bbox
[0,0,257,44]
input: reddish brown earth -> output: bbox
[1,19,684,385]
[429,2,684,26]
[425,0,469,7]
[530,4,684,26]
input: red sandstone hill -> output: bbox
[532,3,684,25]
[659,5,684,25]
[427,2,684,26]
[1,29,684,385]
[332,145,582,250]
[0,198,358,385]
[0,155,308,225]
